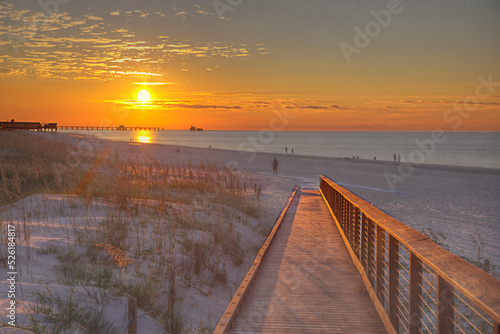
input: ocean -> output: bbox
[62,130,500,169]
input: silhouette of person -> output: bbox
[272,157,279,175]
[291,148,294,154]
[393,153,397,162]
[285,147,288,154]
[398,154,401,162]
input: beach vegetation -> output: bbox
[0,132,91,205]
[0,132,266,332]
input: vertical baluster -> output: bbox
[409,253,422,334]
[340,197,344,230]
[376,226,386,305]
[346,204,350,243]
[367,219,375,286]
[437,276,454,334]
[494,322,499,334]
[354,207,360,256]
[335,190,339,219]
[328,184,332,208]
[346,200,350,236]
[343,198,347,233]
[347,202,352,245]
[389,235,400,332]
[327,186,332,212]
[361,214,368,268]
[336,190,340,218]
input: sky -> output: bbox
[0,0,499,130]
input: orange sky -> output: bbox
[1,0,499,130]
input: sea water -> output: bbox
[62,130,500,169]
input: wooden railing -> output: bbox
[320,175,500,334]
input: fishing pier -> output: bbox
[0,120,164,132]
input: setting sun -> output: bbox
[137,89,151,103]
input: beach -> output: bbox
[107,137,500,265]
[1,132,499,333]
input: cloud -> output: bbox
[0,3,269,81]
[133,82,174,85]
[84,15,103,21]
[113,99,243,110]
[171,103,241,109]
[287,104,341,110]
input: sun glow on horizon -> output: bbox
[137,136,151,143]
[137,89,151,103]
[136,130,152,143]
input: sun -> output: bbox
[137,89,151,102]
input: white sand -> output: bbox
[105,138,500,270]
[1,133,498,333]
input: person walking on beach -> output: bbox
[272,157,279,175]
[285,147,288,154]
[393,153,397,162]
[398,154,401,162]
[291,148,294,155]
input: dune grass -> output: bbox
[0,132,90,205]
[0,132,265,333]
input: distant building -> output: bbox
[189,125,204,131]
[0,120,57,132]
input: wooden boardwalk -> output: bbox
[226,189,387,333]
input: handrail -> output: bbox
[214,186,299,333]
[320,175,500,334]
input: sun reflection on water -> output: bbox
[136,131,151,143]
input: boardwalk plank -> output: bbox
[228,189,387,333]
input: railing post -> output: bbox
[409,253,422,334]
[389,235,400,332]
[128,296,137,334]
[335,189,340,217]
[354,207,361,257]
[334,189,339,218]
[494,322,499,334]
[376,226,386,305]
[348,202,353,245]
[361,214,368,268]
[367,219,375,286]
[345,200,350,240]
[437,276,455,334]
[349,202,356,245]
[340,197,345,231]
[343,198,347,233]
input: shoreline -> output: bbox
[99,137,500,176]
[51,130,500,174]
